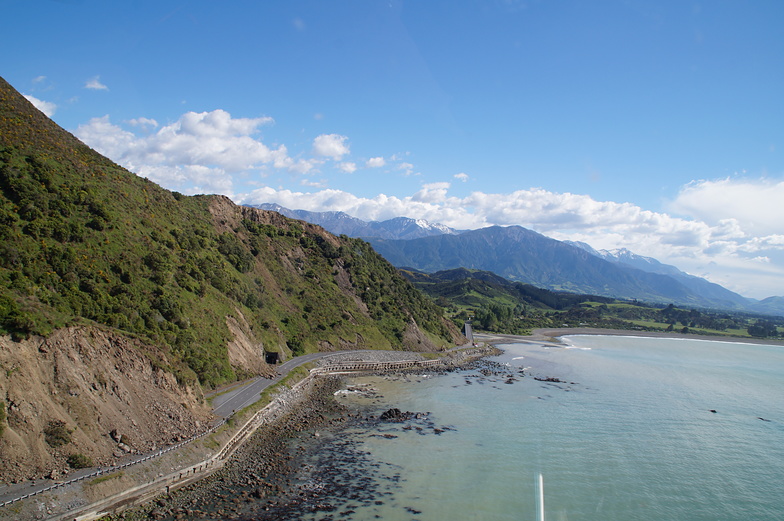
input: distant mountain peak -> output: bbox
[246,203,460,240]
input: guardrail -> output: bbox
[0,418,227,510]
[311,359,442,374]
[2,357,446,518]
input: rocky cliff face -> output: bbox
[0,326,210,483]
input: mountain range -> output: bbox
[249,203,460,240]
[251,205,784,316]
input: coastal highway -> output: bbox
[0,350,362,509]
[0,346,470,510]
[209,351,360,419]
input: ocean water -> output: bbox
[299,336,784,521]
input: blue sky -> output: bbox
[3,0,784,299]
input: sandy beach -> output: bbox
[476,327,784,347]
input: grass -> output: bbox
[88,471,124,486]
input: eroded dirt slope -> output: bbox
[0,326,211,484]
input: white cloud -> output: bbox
[312,134,349,160]
[339,162,357,173]
[128,117,158,130]
[366,157,386,168]
[669,178,784,236]
[85,75,109,90]
[69,106,784,299]
[76,110,294,197]
[23,94,57,117]
[397,162,415,176]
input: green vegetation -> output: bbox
[89,471,124,485]
[256,365,310,410]
[0,77,459,389]
[406,268,784,340]
[43,419,72,447]
[67,453,93,469]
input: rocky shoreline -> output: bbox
[107,347,498,520]
[107,375,350,520]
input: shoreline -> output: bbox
[477,327,784,347]
[103,333,782,520]
[95,349,494,520]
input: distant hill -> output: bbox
[248,203,460,239]
[401,267,614,310]
[750,296,784,316]
[401,267,781,337]
[367,225,756,310]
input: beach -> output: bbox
[499,327,784,346]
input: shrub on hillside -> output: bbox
[43,419,72,447]
[67,453,93,469]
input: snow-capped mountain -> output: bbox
[566,242,754,310]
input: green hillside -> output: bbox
[0,76,462,388]
[404,268,783,339]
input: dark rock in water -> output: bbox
[380,408,414,422]
[709,410,717,413]
[534,376,564,383]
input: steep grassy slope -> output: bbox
[0,76,463,390]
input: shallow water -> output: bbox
[296,336,784,520]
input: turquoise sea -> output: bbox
[299,336,784,520]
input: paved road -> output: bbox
[0,351,344,507]
[210,351,343,419]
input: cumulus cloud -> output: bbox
[312,134,349,160]
[339,162,357,173]
[76,110,296,196]
[85,75,109,90]
[23,94,57,117]
[669,178,784,236]
[70,106,784,298]
[128,117,158,130]
[366,156,386,168]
